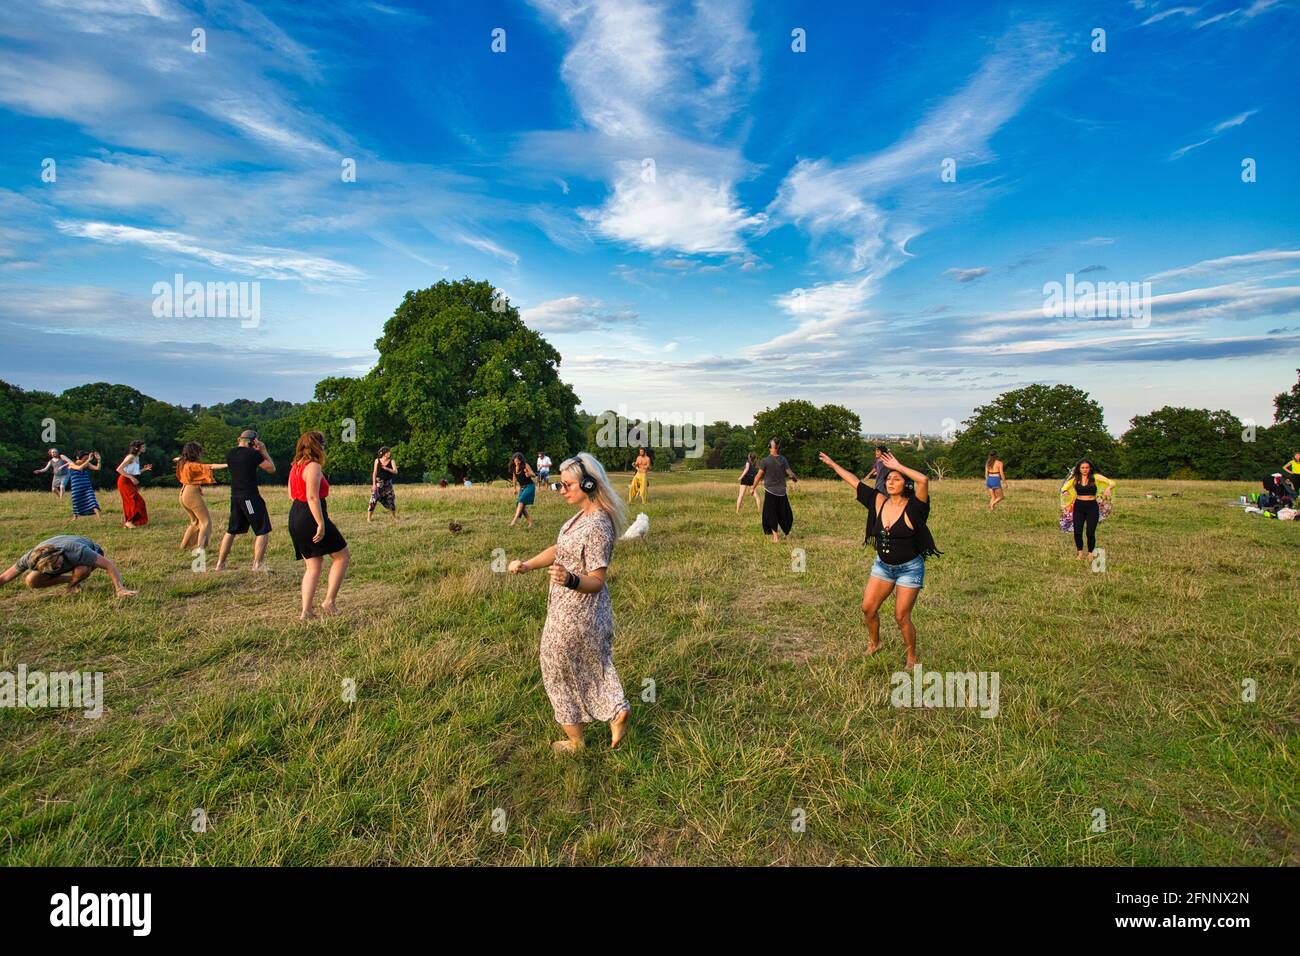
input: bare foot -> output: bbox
[319,602,339,616]
[610,708,629,748]
[300,610,316,621]
[552,739,583,753]
[1075,551,1086,560]
[212,564,225,573]
[865,641,884,657]
[66,583,83,595]
[115,588,138,599]
[905,657,919,670]
[251,564,268,573]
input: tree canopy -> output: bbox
[951,384,1118,478]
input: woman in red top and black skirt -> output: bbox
[288,430,350,620]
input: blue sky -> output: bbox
[0,0,1297,434]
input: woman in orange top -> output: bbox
[175,442,228,553]
[288,431,350,620]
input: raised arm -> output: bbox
[256,439,275,473]
[879,452,928,503]
[818,451,861,489]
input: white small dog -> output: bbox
[621,512,649,541]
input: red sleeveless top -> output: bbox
[289,461,329,501]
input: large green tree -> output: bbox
[1120,406,1254,479]
[752,400,868,477]
[951,384,1118,478]
[305,279,584,482]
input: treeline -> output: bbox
[947,379,1300,480]
[1,275,1294,490]
[0,381,307,490]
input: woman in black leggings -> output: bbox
[1061,458,1115,560]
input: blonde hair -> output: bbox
[560,452,627,537]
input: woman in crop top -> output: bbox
[735,452,760,514]
[984,452,1007,512]
[288,430,349,620]
[819,450,940,669]
[116,440,152,528]
[1059,458,1115,560]
[175,442,227,553]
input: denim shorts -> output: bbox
[870,554,925,589]
[986,475,1001,489]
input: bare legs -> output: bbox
[511,503,532,528]
[300,547,350,620]
[861,576,919,667]
[179,486,211,552]
[214,532,269,572]
[553,705,631,753]
[735,484,759,513]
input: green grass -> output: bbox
[0,471,1296,865]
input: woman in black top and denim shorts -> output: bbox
[819,450,939,669]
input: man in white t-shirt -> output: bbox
[536,452,552,481]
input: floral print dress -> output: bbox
[540,508,628,725]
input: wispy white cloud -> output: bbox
[55,221,365,283]
[452,232,521,267]
[1141,6,1201,26]
[945,267,991,283]
[525,0,762,258]
[1147,248,1300,282]
[1169,107,1259,160]
[521,294,638,332]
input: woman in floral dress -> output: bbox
[510,452,630,752]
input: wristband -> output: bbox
[564,571,580,590]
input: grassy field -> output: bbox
[0,470,1296,865]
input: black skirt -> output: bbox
[289,498,347,559]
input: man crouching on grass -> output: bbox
[0,535,136,598]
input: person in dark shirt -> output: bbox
[214,430,276,572]
[820,449,939,669]
[865,444,892,494]
[0,535,136,597]
[752,438,798,541]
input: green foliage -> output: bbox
[178,416,241,463]
[1120,405,1293,480]
[304,279,583,482]
[951,384,1118,478]
[752,400,868,477]
[1274,369,1300,425]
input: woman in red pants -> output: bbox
[115,440,153,528]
